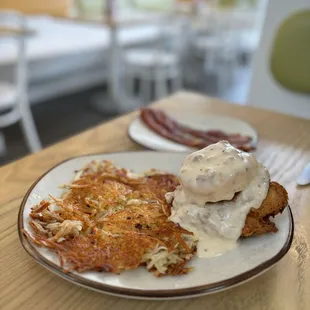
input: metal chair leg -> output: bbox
[126,71,136,98]
[154,69,168,100]
[141,77,151,105]
[0,131,7,157]
[171,72,182,93]
[20,106,41,153]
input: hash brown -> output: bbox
[26,161,197,276]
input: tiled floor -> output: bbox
[0,64,251,166]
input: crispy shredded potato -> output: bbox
[25,160,197,276]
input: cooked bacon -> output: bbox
[140,108,255,152]
[140,108,206,148]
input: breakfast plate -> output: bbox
[128,112,258,152]
[18,151,293,300]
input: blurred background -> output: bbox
[0,0,307,165]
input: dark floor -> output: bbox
[0,64,251,166]
[0,86,114,166]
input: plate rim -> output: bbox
[17,151,294,299]
[128,114,259,152]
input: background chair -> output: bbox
[247,0,310,119]
[0,10,41,155]
[193,10,241,94]
[270,10,310,94]
[123,15,185,104]
[190,1,265,96]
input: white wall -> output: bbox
[247,0,310,119]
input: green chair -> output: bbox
[248,0,310,119]
[217,0,238,8]
[270,10,310,94]
[132,0,174,12]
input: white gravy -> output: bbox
[167,141,270,258]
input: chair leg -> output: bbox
[141,77,151,105]
[154,69,168,100]
[171,73,182,93]
[20,106,42,153]
[0,131,7,157]
[204,50,217,74]
[126,72,136,98]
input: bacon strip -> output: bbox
[140,108,207,148]
[140,108,255,152]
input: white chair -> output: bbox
[247,0,310,119]
[192,8,242,94]
[123,17,184,104]
[0,10,41,156]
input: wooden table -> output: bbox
[0,26,35,37]
[1,92,309,310]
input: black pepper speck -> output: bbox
[135,223,143,229]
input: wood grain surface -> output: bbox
[0,26,34,37]
[0,92,309,310]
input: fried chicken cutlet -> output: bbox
[166,141,289,258]
[241,181,288,237]
[166,180,288,238]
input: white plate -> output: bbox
[128,112,258,151]
[19,152,293,300]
